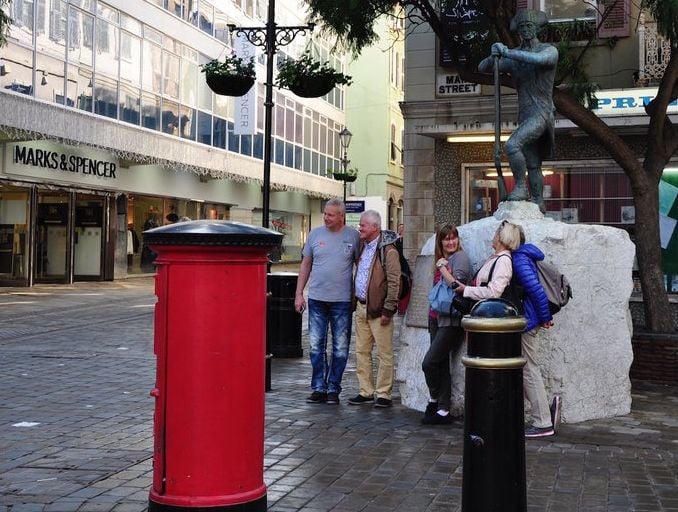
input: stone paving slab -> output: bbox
[0,278,677,511]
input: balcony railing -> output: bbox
[637,14,673,85]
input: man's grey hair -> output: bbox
[325,198,346,215]
[361,210,381,227]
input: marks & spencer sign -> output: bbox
[4,142,119,185]
[12,145,117,178]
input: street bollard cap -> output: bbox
[470,298,520,318]
[462,298,526,333]
[143,220,283,247]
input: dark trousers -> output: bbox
[422,318,464,411]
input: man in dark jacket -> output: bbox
[513,229,559,438]
[348,210,401,408]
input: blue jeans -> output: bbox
[308,299,352,394]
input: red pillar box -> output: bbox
[146,220,282,512]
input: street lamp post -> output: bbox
[228,0,314,229]
[339,127,352,202]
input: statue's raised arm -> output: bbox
[478,10,558,212]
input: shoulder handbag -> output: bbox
[428,279,455,315]
[452,254,521,315]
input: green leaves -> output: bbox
[275,51,352,89]
[305,0,398,54]
[643,0,678,43]
[200,54,256,78]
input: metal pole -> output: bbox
[261,0,276,229]
[342,147,348,202]
[494,54,508,202]
[229,4,312,228]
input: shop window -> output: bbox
[162,50,180,99]
[12,0,35,36]
[294,145,302,170]
[120,32,141,85]
[520,0,596,20]
[266,210,307,262]
[94,75,118,119]
[196,110,212,145]
[311,151,319,175]
[120,83,141,125]
[162,100,180,135]
[253,132,264,159]
[213,8,229,42]
[241,134,252,156]
[142,40,162,94]
[466,165,635,227]
[274,138,284,165]
[198,2,214,35]
[0,186,30,283]
[303,149,311,173]
[227,122,239,152]
[141,92,161,130]
[68,7,94,66]
[212,116,227,148]
[284,143,294,168]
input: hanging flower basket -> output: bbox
[276,52,352,99]
[289,75,337,98]
[201,54,256,97]
[333,171,358,182]
[206,74,255,96]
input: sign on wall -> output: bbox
[436,74,480,97]
[592,88,678,116]
[439,0,489,67]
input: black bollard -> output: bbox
[461,299,527,512]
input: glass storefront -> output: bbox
[127,194,232,274]
[465,163,678,294]
[253,209,308,262]
[0,185,30,283]
[36,191,70,281]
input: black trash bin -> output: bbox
[267,272,303,358]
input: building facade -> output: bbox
[0,0,349,286]
[401,0,678,304]
[343,12,405,231]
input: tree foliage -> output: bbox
[306,0,678,331]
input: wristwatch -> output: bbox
[436,262,445,269]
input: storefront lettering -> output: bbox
[592,88,678,116]
[13,146,117,179]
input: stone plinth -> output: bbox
[396,202,635,423]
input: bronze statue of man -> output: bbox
[478,10,558,212]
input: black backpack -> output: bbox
[486,254,525,314]
[380,243,412,300]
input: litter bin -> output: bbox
[267,272,303,358]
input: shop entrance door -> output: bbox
[73,194,105,280]
[35,191,71,283]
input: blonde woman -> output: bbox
[452,220,521,301]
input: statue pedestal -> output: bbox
[396,202,635,423]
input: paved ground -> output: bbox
[0,278,677,511]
